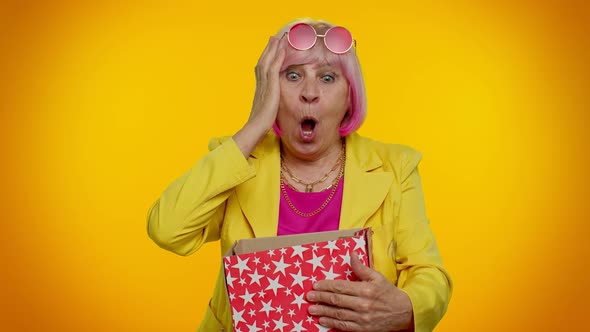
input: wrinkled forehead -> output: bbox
[281,47,342,72]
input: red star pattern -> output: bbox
[224,229,370,332]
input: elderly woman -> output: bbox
[148,19,452,332]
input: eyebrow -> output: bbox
[283,63,340,74]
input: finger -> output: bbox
[309,304,361,321]
[351,252,377,281]
[262,39,284,94]
[317,316,362,332]
[276,32,288,59]
[259,37,280,72]
[270,44,286,74]
[307,290,362,310]
[255,37,278,80]
[256,36,276,67]
[312,279,364,297]
[263,47,285,89]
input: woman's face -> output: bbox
[277,61,350,159]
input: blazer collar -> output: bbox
[339,133,393,230]
[236,133,393,237]
[235,133,281,237]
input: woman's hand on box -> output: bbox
[306,253,414,332]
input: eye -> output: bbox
[321,74,336,83]
[286,72,300,81]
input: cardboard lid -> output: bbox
[231,228,366,255]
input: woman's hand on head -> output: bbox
[233,36,286,158]
[306,254,415,332]
[251,35,286,130]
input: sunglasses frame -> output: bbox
[285,23,356,54]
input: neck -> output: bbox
[280,139,345,192]
[281,139,343,167]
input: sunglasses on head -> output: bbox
[285,23,355,54]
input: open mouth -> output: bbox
[300,117,317,136]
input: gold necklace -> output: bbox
[281,144,345,193]
[280,148,345,217]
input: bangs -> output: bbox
[280,44,344,72]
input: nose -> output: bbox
[299,80,319,104]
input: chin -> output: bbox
[288,137,336,159]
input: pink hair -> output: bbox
[272,18,367,137]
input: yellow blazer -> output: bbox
[147,132,452,332]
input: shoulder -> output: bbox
[347,133,422,181]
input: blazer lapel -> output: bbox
[235,134,281,238]
[339,133,393,230]
[235,132,393,236]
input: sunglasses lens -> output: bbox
[288,23,317,50]
[325,26,353,54]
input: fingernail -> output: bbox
[307,291,316,301]
[308,305,318,314]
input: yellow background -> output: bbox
[2,0,588,331]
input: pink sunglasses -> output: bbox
[285,23,355,54]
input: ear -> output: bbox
[340,108,352,125]
[340,84,353,124]
[272,121,282,137]
[338,109,352,137]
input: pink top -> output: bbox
[277,177,344,236]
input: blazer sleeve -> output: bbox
[394,148,453,332]
[146,137,256,256]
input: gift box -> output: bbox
[223,228,372,332]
